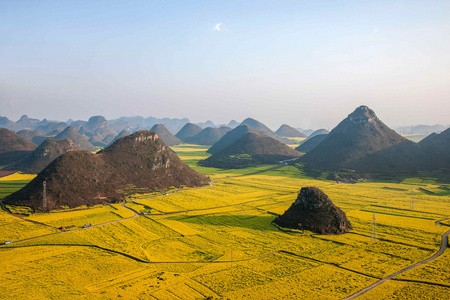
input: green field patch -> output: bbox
[1,160,449,298]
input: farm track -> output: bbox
[5,241,449,291]
[344,218,450,299]
[1,160,449,297]
[0,161,291,246]
[0,199,59,230]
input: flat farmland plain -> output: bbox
[0,145,449,299]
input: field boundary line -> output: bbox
[391,278,450,289]
[343,221,450,299]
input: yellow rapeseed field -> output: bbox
[0,146,449,299]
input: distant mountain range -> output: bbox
[395,124,448,134]
[2,111,448,178]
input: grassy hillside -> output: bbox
[0,147,449,299]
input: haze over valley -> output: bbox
[1,1,449,299]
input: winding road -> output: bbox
[1,160,449,298]
[344,218,450,299]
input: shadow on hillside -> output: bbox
[174,214,280,232]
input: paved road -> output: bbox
[3,159,449,298]
[344,218,450,299]
[0,159,295,245]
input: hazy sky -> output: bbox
[1,0,449,130]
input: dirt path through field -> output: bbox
[344,218,450,299]
[0,160,293,245]
[3,159,449,299]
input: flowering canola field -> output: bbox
[0,146,449,299]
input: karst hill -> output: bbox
[240,118,293,144]
[10,139,81,174]
[0,128,37,165]
[275,124,307,138]
[200,132,302,168]
[150,124,182,146]
[175,123,203,142]
[54,126,97,151]
[300,105,423,173]
[295,134,327,153]
[417,126,450,169]
[274,187,352,235]
[3,131,210,212]
[184,127,231,145]
[207,124,259,155]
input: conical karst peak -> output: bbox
[347,105,378,124]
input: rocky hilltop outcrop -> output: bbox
[274,187,352,235]
[3,131,210,212]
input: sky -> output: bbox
[1,0,450,130]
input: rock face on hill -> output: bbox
[175,123,203,142]
[150,124,182,146]
[274,187,352,235]
[241,118,293,144]
[0,128,37,164]
[300,106,420,172]
[55,126,97,151]
[295,134,327,153]
[200,132,302,168]
[207,124,258,155]
[275,124,307,138]
[3,131,210,212]
[10,139,81,174]
[185,127,231,145]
